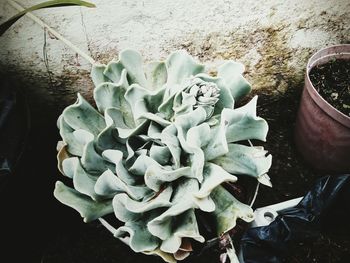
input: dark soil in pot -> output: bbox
[309,59,350,117]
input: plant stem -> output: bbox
[7,0,96,65]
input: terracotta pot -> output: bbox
[295,44,350,173]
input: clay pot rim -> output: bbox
[305,44,350,128]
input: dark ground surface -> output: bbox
[309,59,350,117]
[0,81,349,263]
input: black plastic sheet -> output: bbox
[240,174,350,263]
[0,76,30,188]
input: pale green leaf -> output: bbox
[165,50,204,85]
[212,143,272,185]
[54,181,113,223]
[145,61,168,90]
[211,185,254,235]
[218,61,252,100]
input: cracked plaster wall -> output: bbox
[0,0,349,111]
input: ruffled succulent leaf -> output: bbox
[115,219,160,252]
[117,120,149,140]
[102,60,125,83]
[95,125,126,153]
[125,84,170,126]
[147,179,214,241]
[119,49,149,88]
[195,163,237,199]
[217,61,252,100]
[145,61,168,90]
[112,186,172,223]
[124,136,140,168]
[147,121,163,140]
[112,193,141,222]
[73,129,95,146]
[172,91,197,119]
[95,169,150,200]
[211,185,254,235]
[185,123,212,181]
[212,143,272,186]
[91,63,110,87]
[93,70,131,115]
[102,149,138,185]
[128,154,161,176]
[203,124,229,161]
[63,93,106,136]
[205,96,268,160]
[92,50,150,88]
[72,160,103,200]
[144,165,193,192]
[59,125,95,159]
[54,181,113,223]
[104,107,130,129]
[59,115,88,156]
[149,145,171,165]
[223,96,268,143]
[61,157,79,178]
[81,141,113,175]
[160,124,181,168]
[160,209,204,254]
[165,50,205,86]
[174,108,208,181]
[157,93,178,120]
[207,96,268,153]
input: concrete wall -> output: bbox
[0,0,349,110]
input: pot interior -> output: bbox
[307,44,350,71]
[304,44,350,127]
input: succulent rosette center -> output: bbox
[174,77,220,119]
[189,77,220,106]
[54,49,272,263]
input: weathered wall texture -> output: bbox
[0,0,349,110]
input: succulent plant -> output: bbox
[54,49,272,262]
